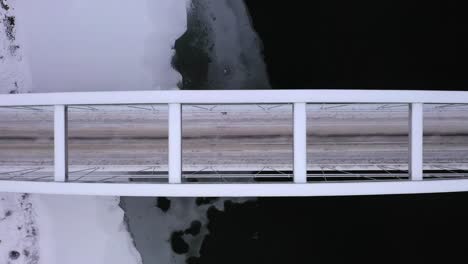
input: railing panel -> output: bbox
[0,106,54,181]
[181,104,294,182]
[423,104,468,179]
[306,103,410,181]
[67,104,169,182]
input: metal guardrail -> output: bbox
[1,89,468,196]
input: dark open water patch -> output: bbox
[193,193,468,263]
[244,0,468,90]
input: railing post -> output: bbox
[54,105,68,182]
[409,103,423,180]
[294,102,307,183]
[169,103,182,183]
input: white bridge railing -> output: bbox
[1,89,468,197]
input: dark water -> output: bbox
[244,0,468,90]
[197,194,468,263]
[123,193,468,263]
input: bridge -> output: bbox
[1,89,468,196]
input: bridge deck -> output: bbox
[1,90,467,196]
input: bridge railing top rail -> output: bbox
[1,89,468,106]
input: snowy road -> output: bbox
[0,104,467,181]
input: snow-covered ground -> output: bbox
[13,0,187,92]
[33,195,142,264]
[0,0,32,94]
[0,193,143,264]
[0,193,38,264]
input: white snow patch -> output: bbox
[32,195,142,264]
[14,0,189,92]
